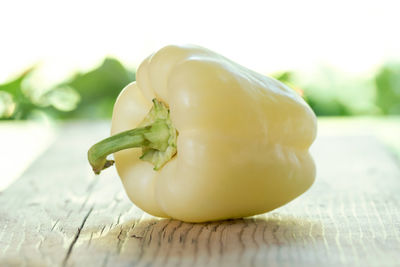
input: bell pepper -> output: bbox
[88,45,317,223]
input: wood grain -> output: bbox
[0,119,400,267]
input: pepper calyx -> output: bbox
[87,99,177,174]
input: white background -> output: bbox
[1,0,399,86]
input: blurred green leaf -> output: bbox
[0,68,33,96]
[375,64,400,115]
[57,58,135,119]
[2,58,399,120]
[272,71,293,84]
[0,91,16,118]
[288,66,377,116]
[45,86,81,111]
[273,69,352,116]
[305,94,351,116]
[0,68,37,120]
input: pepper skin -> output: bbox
[88,45,317,223]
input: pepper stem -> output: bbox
[88,99,177,174]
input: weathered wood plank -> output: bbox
[0,120,400,267]
[0,122,55,191]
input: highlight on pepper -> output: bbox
[88,44,317,223]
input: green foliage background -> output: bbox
[1,59,399,120]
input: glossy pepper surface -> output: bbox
[88,45,317,223]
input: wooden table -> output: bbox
[1,118,400,267]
